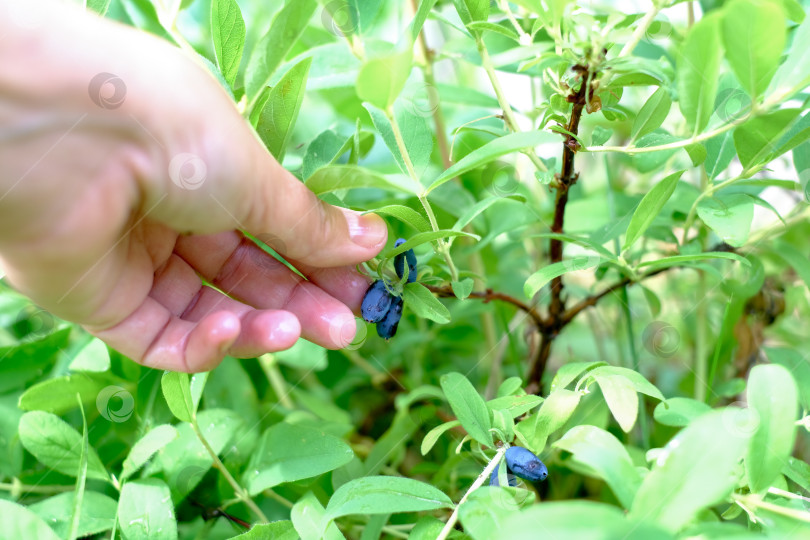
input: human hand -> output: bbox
[0,0,387,372]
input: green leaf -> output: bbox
[410,0,439,41]
[18,373,129,415]
[733,109,801,168]
[452,0,490,26]
[588,366,665,401]
[402,282,451,324]
[678,14,723,134]
[696,193,754,247]
[421,421,461,455]
[246,422,354,495]
[721,0,787,97]
[229,521,298,540]
[623,171,684,251]
[355,50,413,110]
[29,492,116,539]
[117,479,178,540]
[68,338,110,372]
[274,339,328,371]
[18,411,109,482]
[245,0,317,104]
[553,425,642,509]
[636,251,750,271]
[745,364,798,493]
[364,103,433,177]
[705,131,736,179]
[769,14,810,97]
[303,130,350,179]
[631,87,672,142]
[629,408,753,531]
[387,230,478,258]
[523,389,581,451]
[502,501,673,539]
[766,348,810,411]
[68,399,89,540]
[487,394,544,418]
[160,371,194,423]
[551,361,607,392]
[591,126,613,146]
[524,256,602,298]
[210,0,246,88]
[426,131,559,194]
[367,206,431,234]
[121,424,179,481]
[87,0,112,15]
[291,491,345,540]
[0,500,62,540]
[452,195,527,233]
[256,57,312,163]
[325,476,452,521]
[653,398,712,427]
[595,374,639,433]
[305,165,419,195]
[451,278,474,300]
[769,240,810,292]
[532,233,617,260]
[440,372,493,447]
[459,487,535,540]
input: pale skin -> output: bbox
[0,0,388,372]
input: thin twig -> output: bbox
[425,284,545,327]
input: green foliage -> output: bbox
[4,0,810,538]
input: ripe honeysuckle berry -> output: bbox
[361,280,393,323]
[504,446,548,483]
[489,462,518,487]
[393,238,418,283]
[376,295,403,340]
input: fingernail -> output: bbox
[342,209,387,249]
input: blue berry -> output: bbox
[376,295,403,339]
[361,280,393,323]
[504,446,548,483]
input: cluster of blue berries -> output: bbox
[490,446,548,487]
[360,239,416,340]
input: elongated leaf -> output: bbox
[68,400,89,540]
[705,131,736,179]
[623,170,683,251]
[631,87,672,142]
[355,50,413,110]
[733,109,801,169]
[553,425,642,509]
[245,0,317,103]
[588,366,665,401]
[426,131,559,194]
[452,0,490,26]
[0,500,61,540]
[440,372,493,447]
[121,425,179,481]
[246,422,354,495]
[29,492,116,539]
[68,337,110,372]
[696,193,754,247]
[524,257,602,298]
[303,130,351,179]
[421,421,461,455]
[653,398,712,427]
[117,479,178,540]
[452,195,526,232]
[256,57,312,162]
[595,374,638,433]
[160,371,193,423]
[522,389,581,451]
[387,230,478,258]
[18,373,129,416]
[18,411,109,482]
[630,408,753,531]
[410,0,439,41]
[211,0,246,87]
[368,205,431,233]
[721,0,787,98]
[305,165,419,195]
[769,14,810,96]
[532,233,616,260]
[364,103,433,177]
[230,522,298,540]
[745,364,798,493]
[291,491,344,540]
[325,476,452,520]
[403,283,451,324]
[678,14,722,134]
[637,251,749,271]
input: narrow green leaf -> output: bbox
[452,195,526,233]
[678,14,722,134]
[256,57,312,163]
[452,0,490,26]
[325,476,452,521]
[387,230,478,258]
[532,233,617,260]
[117,479,178,540]
[67,398,89,540]
[629,409,753,531]
[355,50,413,110]
[721,0,787,97]
[631,87,672,142]
[426,131,559,194]
[766,348,810,411]
[0,500,62,540]
[588,366,665,401]
[524,256,602,298]
[364,102,433,177]
[160,371,194,423]
[211,0,246,87]
[769,14,810,97]
[18,411,109,482]
[636,251,750,271]
[246,422,354,495]
[121,425,179,481]
[551,361,607,392]
[696,193,754,247]
[410,0,439,41]
[440,372,494,447]
[623,170,684,251]
[595,374,638,433]
[745,364,798,493]
[523,389,581,451]
[553,426,642,509]
[421,420,461,455]
[305,165,419,195]
[705,131,736,179]
[403,282,451,324]
[245,0,317,103]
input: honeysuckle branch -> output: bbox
[437,446,508,540]
[425,284,545,327]
[191,418,269,523]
